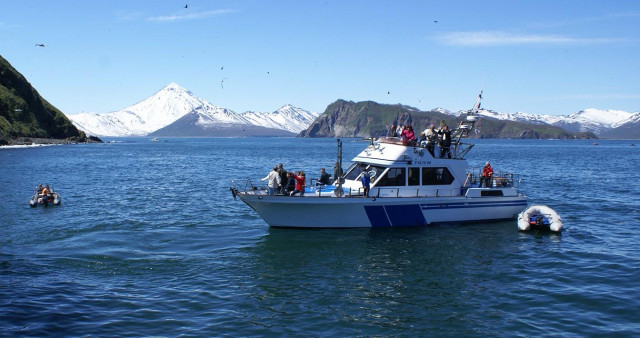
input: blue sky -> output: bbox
[1,0,639,115]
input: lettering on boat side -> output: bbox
[412,160,432,165]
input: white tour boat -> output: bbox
[230,93,528,228]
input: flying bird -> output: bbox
[387,91,390,94]
[433,20,438,23]
[184,4,188,8]
[221,77,228,89]
[35,44,45,47]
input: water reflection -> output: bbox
[243,224,523,334]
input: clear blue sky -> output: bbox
[1,0,639,115]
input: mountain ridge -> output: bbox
[67,83,318,137]
[300,99,598,139]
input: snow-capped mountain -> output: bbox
[69,83,217,136]
[444,107,638,136]
[241,105,319,134]
[67,83,318,137]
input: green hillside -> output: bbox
[0,54,86,144]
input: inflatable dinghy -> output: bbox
[517,205,563,232]
[29,184,61,207]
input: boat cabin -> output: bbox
[337,138,518,198]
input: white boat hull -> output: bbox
[238,193,527,228]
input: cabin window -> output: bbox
[344,164,366,181]
[422,167,454,185]
[344,164,383,183]
[408,167,420,186]
[376,168,405,187]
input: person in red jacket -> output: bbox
[290,171,306,196]
[479,162,493,188]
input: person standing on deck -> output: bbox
[277,163,288,194]
[290,171,306,196]
[261,166,281,195]
[479,162,494,188]
[360,166,371,197]
[333,162,344,184]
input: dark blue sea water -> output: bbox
[1,138,639,336]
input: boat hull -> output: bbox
[238,193,527,228]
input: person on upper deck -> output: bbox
[401,125,416,146]
[424,125,437,156]
[438,125,452,158]
[417,132,426,145]
[479,162,494,188]
[389,124,397,137]
[290,171,306,196]
[318,168,331,185]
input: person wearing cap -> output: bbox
[479,162,494,188]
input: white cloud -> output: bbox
[436,31,625,46]
[147,9,234,22]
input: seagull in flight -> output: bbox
[221,77,228,89]
[184,4,188,8]
[35,44,45,47]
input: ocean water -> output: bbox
[1,138,638,336]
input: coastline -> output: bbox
[0,136,103,148]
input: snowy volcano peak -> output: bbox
[67,83,216,136]
[122,82,208,130]
[164,82,187,91]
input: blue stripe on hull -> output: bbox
[365,204,427,227]
[364,199,526,227]
[386,205,427,227]
[364,206,391,227]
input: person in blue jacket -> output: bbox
[360,166,371,197]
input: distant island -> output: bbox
[299,100,597,139]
